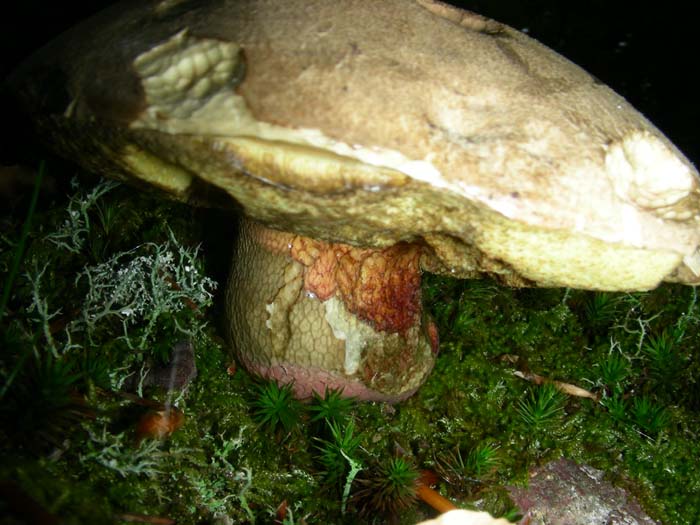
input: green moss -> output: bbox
[251,380,304,437]
[420,274,700,523]
[314,419,363,491]
[309,387,356,428]
[2,168,700,524]
[352,457,420,517]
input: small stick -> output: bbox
[514,371,599,401]
[417,470,458,513]
[417,484,458,513]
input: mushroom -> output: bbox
[9,0,700,402]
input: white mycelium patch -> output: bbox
[323,296,377,376]
[264,302,276,330]
[606,131,695,215]
[683,249,700,276]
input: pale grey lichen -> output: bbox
[46,178,120,253]
[27,228,217,358]
[79,423,173,478]
[185,431,256,522]
[24,179,217,392]
[74,228,217,349]
[25,261,78,358]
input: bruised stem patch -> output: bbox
[226,219,437,402]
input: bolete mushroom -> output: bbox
[9,0,700,402]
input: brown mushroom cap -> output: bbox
[9,0,700,290]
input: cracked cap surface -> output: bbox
[10,0,700,290]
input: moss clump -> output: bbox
[314,419,363,492]
[421,274,700,523]
[352,457,421,517]
[516,383,567,429]
[251,380,303,438]
[309,387,356,428]
[2,166,699,524]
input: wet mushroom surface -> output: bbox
[6,0,700,402]
[2,2,700,524]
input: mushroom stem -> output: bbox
[226,218,438,402]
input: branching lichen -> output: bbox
[25,261,66,357]
[79,424,174,478]
[46,178,120,253]
[73,228,217,349]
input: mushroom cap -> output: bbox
[10,0,700,290]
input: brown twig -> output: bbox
[417,470,458,513]
[417,485,458,513]
[274,499,288,524]
[514,370,600,401]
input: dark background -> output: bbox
[2,1,698,167]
